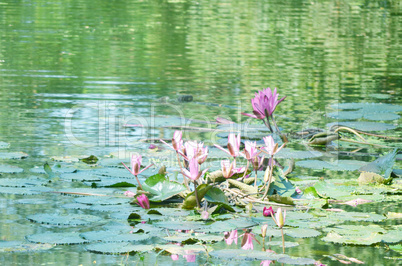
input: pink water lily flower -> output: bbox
[136,194,150,209]
[124,190,135,198]
[184,141,208,164]
[160,130,183,151]
[181,158,208,181]
[262,136,285,156]
[242,87,286,119]
[241,232,257,250]
[171,254,179,261]
[242,141,260,161]
[214,133,241,158]
[224,229,238,245]
[122,154,153,176]
[183,250,196,262]
[221,160,236,179]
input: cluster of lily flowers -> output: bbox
[118,87,329,265]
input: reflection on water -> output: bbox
[0,0,401,265]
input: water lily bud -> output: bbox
[264,166,270,183]
[261,224,268,238]
[263,206,274,217]
[295,187,302,194]
[201,211,209,220]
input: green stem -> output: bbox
[193,181,201,209]
[262,155,274,200]
[270,114,281,134]
[134,175,143,190]
[281,227,285,254]
[254,169,258,187]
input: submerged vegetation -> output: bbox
[1,87,400,265]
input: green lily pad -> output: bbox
[74,196,131,205]
[27,213,102,226]
[162,232,223,243]
[0,241,54,252]
[268,241,299,248]
[209,249,288,261]
[60,172,101,182]
[313,180,354,199]
[0,152,29,159]
[80,231,150,242]
[0,142,10,149]
[182,184,212,209]
[296,159,366,171]
[327,121,396,131]
[0,177,47,187]
[0,164,24,174]
[142,174,186,202]
[0,186,53,195]
[277,256,317,265]
[26,232,88,245]
[276,148,323,159]
[322,231,382,245]
[85,242,153,254]
[329,211,385,222]
[61,203,92,210]
[359,149,397,179]
[154,221,206,231]
[285,228,321,238]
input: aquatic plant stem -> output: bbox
[176,151,191,191]
[254,169,258,187]
[281,228,285,254]
[193,181,201,209]
[270,114,281,134]
[262,155,274,200]
[263,117,273,133]
[134,175,143,190]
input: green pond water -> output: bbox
[0,0,401,265]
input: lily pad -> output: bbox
[268,241,299,248]
[0,164,24,174]
[154,221,206,231]
[277,256,316,265]
[0,241,54,252]
[85,242,153,254]
[0,142,10,149]
[0,177,47,187]
[74,196,131,205]
[359,149,397,179]
[0,186,53,195]
[60,172,101,182]
[0,152,29,159]
[296,160,366,171]
[26,232,88,245]
[162,232,223,243]
[285,228,321,238]
[27,213,102,226]
[142,174,186,202]
[276,148,322,159]
[80,231,150,242]
[209,249,288,261]
[327,121,396,131]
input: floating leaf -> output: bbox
[313,180,354,199]
[327,121,396,131]
[80,231,150,242]
[142,174,186,202]
[85,242,153,254]
[80,155,99,164]
[0,142,10,149]
[26,232,88,245]
[0,164,24,174]
[162,232,223,243]
[0,241,53,252]
[153,221,206,231]
[297,160,366,171]
[277,256,316,265]
[74,196,131,205]
[268,241,299,248]
[60,172,101,182]
[0,152,29,159]
[27,213,102,226]
[209,249,288,261]
[285,228,321,238]
[182,184,212,210]
[275,148,322,159]
[329,211,385,222]
[0,186,53,195]
[359,149,397,179]
[322,231,382,245]
[0,177,47,187]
